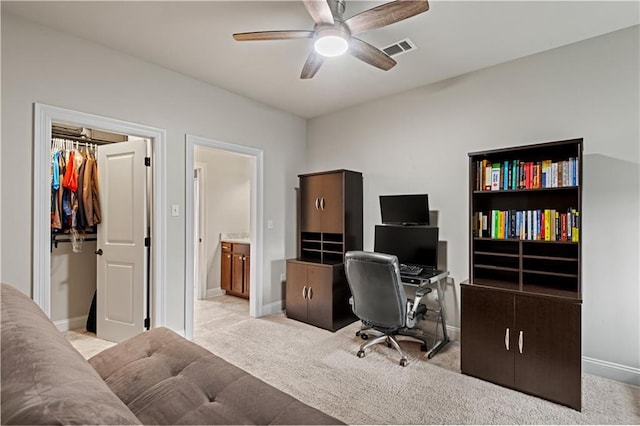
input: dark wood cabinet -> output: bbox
[461,286,581,409]
[287,169,362,331]
[221,241,250,299]
[462,139,583,411]
[285,260,353,332]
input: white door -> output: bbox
[96,139,148,342]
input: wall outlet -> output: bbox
[171,204,180,217]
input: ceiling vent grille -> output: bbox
[382,38,416,57]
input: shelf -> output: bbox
[474,264,520,272]
[473,186,578,195]
[522,284,581,301]
[474,251,519,258]
[523,254,577,262]
[523,269,578,278]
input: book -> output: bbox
[484,160,492,190]
[491,164,501,191]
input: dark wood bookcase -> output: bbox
[286,169,362,331]
[461,138,583,411]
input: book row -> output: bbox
[475,157,579,191]
[473,208,580,242]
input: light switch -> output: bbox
[267,219,274,229]
[171,204,180,217]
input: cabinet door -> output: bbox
[306,264,333,330]
[285,262,308,322]
[220,245,232,291]
[231,253,244,295]
[461,286,515,388]
[318,172,344,234]
[515,296,581,410]
[300,175,323,233]
[243,255,250,297]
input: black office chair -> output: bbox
[344,251,432,367]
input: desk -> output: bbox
[401,270,450,359]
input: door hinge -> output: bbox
[144,317,150,329]
[144,237,151,247]
[144,157,151,167]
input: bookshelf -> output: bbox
[461,138,583,411]
[468,138,582,300]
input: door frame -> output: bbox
[32,103,167,328]
[184,134,264,340]
[193,162,208,300]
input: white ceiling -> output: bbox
[3,1,639,119]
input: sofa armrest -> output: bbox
[1,283,141,425]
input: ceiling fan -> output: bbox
[232,0,429,79]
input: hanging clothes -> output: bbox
[50,139,101,239]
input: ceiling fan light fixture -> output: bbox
[314,28,349,57]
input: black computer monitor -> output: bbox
[379,194,430,225]
[374,225,438,268]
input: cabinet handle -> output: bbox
[315,197,320,210]
[308,286,313,300]
[320,197,325,211]
[227,254,231,258]
[302,286,307,299]
[504,328,510,351]
[518,331,524,354]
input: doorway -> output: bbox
[184,134,264,340]
[33,103,167,341]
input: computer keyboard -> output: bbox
[400,264,423,275]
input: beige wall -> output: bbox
[307,26,640,383]
[1,13,305,331]
[194,147,251,293]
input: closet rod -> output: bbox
[51,132,112,146]
[50,234,97,251]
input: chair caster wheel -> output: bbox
[357,350,366,358]
[360,333,368,340]
[387,342,393,348]
[399,358,408,367]
[420,344,428,352]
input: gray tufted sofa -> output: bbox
[1,283,343,425]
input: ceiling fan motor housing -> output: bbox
[313,23,351,57]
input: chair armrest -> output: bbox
[408,286,432,320]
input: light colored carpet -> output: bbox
[69,296,640,425]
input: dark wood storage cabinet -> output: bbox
[221,241,250,299]
[286,170,362,331]
[462,139,583,411]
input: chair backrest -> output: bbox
[344,251,407,330]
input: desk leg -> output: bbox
[427,277,450,359]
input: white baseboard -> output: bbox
[205,288,225,299]
[583,356,640,387]
[261,300,284,316]
[446,324,461,341]
[54,315,87,332]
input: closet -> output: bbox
[49,124,150,342]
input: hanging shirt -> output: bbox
[52,151,60,191]
[62,151,78,192]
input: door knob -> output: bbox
[95,249,103,256]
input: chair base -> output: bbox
[355,329,432,367]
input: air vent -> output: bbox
[382,38,416,57]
